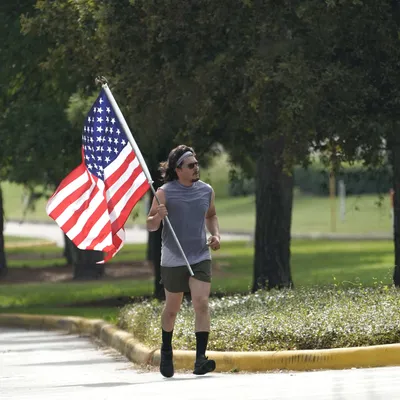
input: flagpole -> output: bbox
[99,78,194,277]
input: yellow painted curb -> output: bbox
[1,313,400,372]
[157,345,400,372]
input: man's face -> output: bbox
[178,155,200,182]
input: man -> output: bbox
[146,144,221,378]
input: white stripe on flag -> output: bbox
[77,209,111,249]
[65,180,105,239]
[106,157,140,198]
[105,157,140,204]
[46,171,89,214]
[55,180,97,227]
[104,144,132,177]
[108,171,147,223]
[93,232,113,251]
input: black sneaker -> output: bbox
[160,348,174,378]
[193,355,216,375]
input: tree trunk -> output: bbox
[252,139,294,291]
[0,186,7,279]
[64,235,104,280]
[391,141,400,287]
[146,170,165,300]
[148,224,164,300]
[63,233,73,265]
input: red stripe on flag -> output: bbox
[85,218,113,250]
[87,176,149,257]
[111,179,150,233]
[105,151,135,188]
[50,175,94,221]
[47,165,90,219]
[103,231,124,263]
[105,161,143,213]
[59,184,101,234]
[72,187,110,247]
[48,161,86,201]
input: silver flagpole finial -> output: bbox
[95,76,109,86]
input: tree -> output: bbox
[288,0,400,286]
[391,142,400,286]
[1,1,105,279]
[0,0,38,280]
[0,186,7,278]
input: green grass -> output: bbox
[5,244,60,255]
[2,181,54,223]
[292,193,392,234]
[0,306,119,322]
[1,239,396,337]
[1,240,395,310]
[5,243,147,269]
[214,192,392,234]
[5,240,395,287]
[211,240,394,292]
[5,243,65,268]
[291,240,394,286]
[0,279,153,308]
[4,236,36,242]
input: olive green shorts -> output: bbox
[160,259,212,293]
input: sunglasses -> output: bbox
[182,161,199,170]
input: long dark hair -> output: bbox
[159,145,196,183]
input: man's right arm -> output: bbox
[146,189,167,232]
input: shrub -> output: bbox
[117,286,400,351]
[227,165,393,197]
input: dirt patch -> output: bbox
[0,261,154,284]
[0,260,228,285]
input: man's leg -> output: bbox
[189,277,215,375]
[160,289,183,378]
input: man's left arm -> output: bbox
[205,189,221,251]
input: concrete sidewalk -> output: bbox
[2,327,400,400]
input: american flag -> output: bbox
[46,88,150,262]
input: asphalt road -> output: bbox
[1,328,400,400]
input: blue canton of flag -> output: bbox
[82,91,128,180]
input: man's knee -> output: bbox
[163,299,181,320]
[163,291,183,319]
[192,296,209,314]
[163,308,179,320]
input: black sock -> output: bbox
[161,329,173,351]
[195,331,209,358]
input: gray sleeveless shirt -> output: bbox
[160,180,213,267]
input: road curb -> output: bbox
[1,313,400,372]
